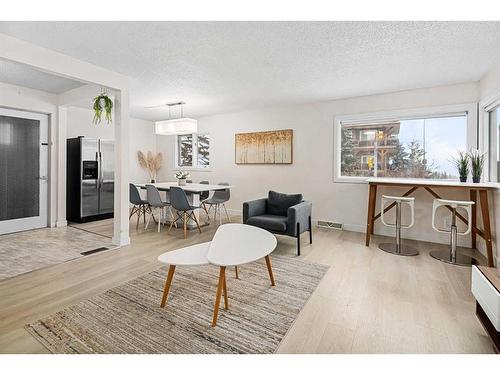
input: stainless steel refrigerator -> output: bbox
[66,137,114,222]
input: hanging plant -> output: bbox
[92,90,113,125]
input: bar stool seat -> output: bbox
[430,198,476,266]
[378,195,419,256]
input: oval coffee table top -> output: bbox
[207,223,277,266]
[157,241,210,266]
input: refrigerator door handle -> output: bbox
[95,151,99,190]
[99,151,103,187]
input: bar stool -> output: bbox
[379,195,419,256]
[430,199,476,266]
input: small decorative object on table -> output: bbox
[138,150,163,183]
[468,148,486,183]
[175,170,190,186]
[451,151,470,182]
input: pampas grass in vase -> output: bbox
[138,150,163,182]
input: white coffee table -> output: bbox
[207,223,277,326]
[157,223,277,327]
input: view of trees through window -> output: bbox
[197,134,210,167]
[340,115,467,179]
[177,134,193,167]
[177,133,210,168]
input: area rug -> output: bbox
[0,226,115,281]
[25,255,329,353]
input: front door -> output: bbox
[0,108,48,234]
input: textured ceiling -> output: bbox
[0,59,83,94]
[1,21,500,120]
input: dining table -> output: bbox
[135,182,233,229]
[364,177,499,267]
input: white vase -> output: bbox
[178,178,186,186]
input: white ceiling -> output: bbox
[0,58,83,94]
[1,21,500,120]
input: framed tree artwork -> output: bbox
[235,129,293,164]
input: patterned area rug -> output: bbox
[0,226,115,281]
[26,255,328,353]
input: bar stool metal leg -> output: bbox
[379,201,419,256]
[430,208,475,266]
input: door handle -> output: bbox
[37,176,48,181]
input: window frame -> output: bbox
[173,132,211,171]
[333,103,478,184]
[479,94,500,183]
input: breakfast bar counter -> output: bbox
[365,178,499,267]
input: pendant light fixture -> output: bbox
[154,101,198,135]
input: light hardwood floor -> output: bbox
[0,216,495,353]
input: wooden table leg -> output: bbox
[160,265,176,308]
[365,183,377,246]
[479,190,494,267]
[265,255,276,286]
[235,266,239,279]
[212,266,226,327]
[470,189,477,249]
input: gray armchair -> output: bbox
[243,191,312,256]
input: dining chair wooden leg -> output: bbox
[145,209,152,230]
[191,211,202,233]
[222,270,229,310]
[160,265,176,308]
[136,206,141,229]
[150,206,157,223]
[223,204,231,222]
[129,206,136,219]
[183,212,187,239]
[235,266,239,279]
[265,255,275,286]
[157,207,162,233]
[143,206,147,226]
[213,205,218,223]
[212,266,226,327]
[168,212,176,232]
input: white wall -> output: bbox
[66,106,156,183]
[157,82,485,248]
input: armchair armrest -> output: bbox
[243,198,268,223]
[287,201,312,236]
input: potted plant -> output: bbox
[137,151,162,183]
[175,171,190,186]
[92,90,113,125]
[451,151,469,182]
[468,148,486,183]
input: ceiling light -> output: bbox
[153,101,198,135]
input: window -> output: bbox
[335,105,475,182]
[175,133,210,169]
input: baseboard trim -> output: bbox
[55,220,67,228]
[112,233,130,247]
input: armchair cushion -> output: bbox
[243,198,268,223]
[246,214,288,233]
[267,190,303,216]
